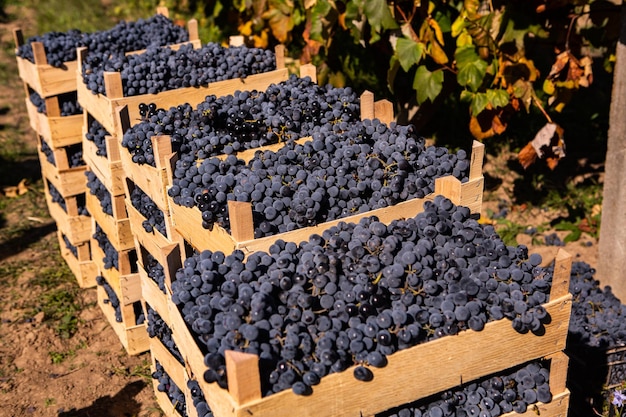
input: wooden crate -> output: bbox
[56,230,97,288]
[91,225,140,305]
[85,183,134,251]
[77,44,290,136]
[114,63,326,213]
[168,139,484,257]
[379,351,570,417]
[500,352,570,417]
[37,135,83,170]
[125,177,183,251]
[165,249,572,417]
[96,282,149,355]
[82,112,126,196]
[25,96,83,147]
[14,28,79,98]
[43,179,91,243]
[150,344,187,417]
[13,11,200,98]
[40,146,87,198]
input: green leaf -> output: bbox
[395,37,424,72]
[460,89,474,103]
[309,1,332,41]
[364,0,399,35]
[345,1,365,44]
[413,66,443,105]
[455,46,487,91]
[387,55,401,94]
[486,88,509,108]
[470,92,489,115]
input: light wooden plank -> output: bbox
[225,351,262,405]
[228,201,255,243]
[31,41,47,65]
[374,99,394,125]
[551,249,573,300]
[360,90,375,121]
[104,71,124,99]
[299,63,317,83]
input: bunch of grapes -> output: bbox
[85,171,113,216]
[146,304,184,365]
[121,75,359,167]
[378,359,553,417]
[152,361,187,416]
[171,197,553,397]
[17,14,188,68]
[169,119,469,239]
[82,42,276,97]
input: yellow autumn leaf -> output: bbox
[429,38,449,64]
[253,29,269,49]
[456,29,473,48]
[543,79,555,95]
[428,17,445,46]
[239,20,253,36]
[519,58,539,82]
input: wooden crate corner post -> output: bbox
[225,350,262,406]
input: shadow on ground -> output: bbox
[0,220,57,262]
[57,380,147,417]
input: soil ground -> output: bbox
[0,3,602,417]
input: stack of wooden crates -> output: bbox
[15,10,573,417]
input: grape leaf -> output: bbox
[486,88,509,108]
[364,0,399,36]
[395,37,424,72]
[413,65,443,104]
[456,46,487,91]
[309,1,332,41]
[470,92,489,115]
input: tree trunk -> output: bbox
[597,3,626,301]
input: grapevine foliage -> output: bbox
[164,0,618,169]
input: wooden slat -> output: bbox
[374,99,394,125]
[225,351,262,405]
[228,201,255,243]
[551,248,573,300]
[79,66,290,135]
[360,90,375,121]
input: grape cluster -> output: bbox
[121,75,359,167]
[187,380,214,417]
[146,304,184,365]
[85,117,111,158]
[144,252,167,294]
[544,233,565,247]
[66,143,85,168]
[29,91,83,116]
[96,275,122,322]
[17,14,189,68]
[378,359,552,417]
[47,181,66,210]
[85,171,113,216]
[93,223,118,270]
[40,137,56,166]
[129,184,167,235]
[171,197,553,396]
[152,361,187,416]
[62,233,78,258]
[169,119,470,239]
[567,261,626,349]
[82,42,276,97]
